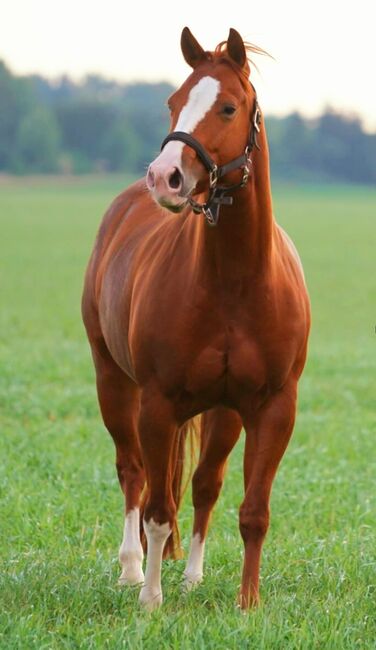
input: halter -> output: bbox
[160,87,262,226]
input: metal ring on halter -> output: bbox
[253,106,261,133]
[203,206,216,226]
[209,165,218,189]
[241,159,252,187]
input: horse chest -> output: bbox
[180,324,282,405]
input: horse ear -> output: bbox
[227,28,247,68]
[181,27,206,69]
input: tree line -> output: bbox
[1,60,375,184]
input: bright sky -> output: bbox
[2,0,375,131]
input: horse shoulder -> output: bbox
[271,223,311,371]
[276,224,306,284]
[226,224,311,392]
[82,179,161,360]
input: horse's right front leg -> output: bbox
[137,389,178,611]
[93,339,145,587]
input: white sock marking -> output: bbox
[118,508,144,586]
[184,532,205,590]
[139,518,171,610]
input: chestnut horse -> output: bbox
[82,27,310,610]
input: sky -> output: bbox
[1,0,375,131]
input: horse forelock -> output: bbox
[210,40,272,82]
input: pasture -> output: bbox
[0,176,375,648]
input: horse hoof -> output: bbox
[236,591,260,610]
[139,587,163,611]
[118,568,145,586]
[183,572,203,591]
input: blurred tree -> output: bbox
[315,109,375,183]
[120,82,172,172]
[0,59,375,183]
[11,107,61,173]
[267,113,315,181]
[55,100,116,164]
[0,61,35,170]
[100,119,141,171]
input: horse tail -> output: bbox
[140,417,200,559]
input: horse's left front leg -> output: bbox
[184,407,242,590]
[137,388,178,611]
[238,379,298,609]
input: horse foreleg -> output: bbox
[184,407,242,590]
[93,339,145,586]
[137,389,178,610]
[238,380,297,609]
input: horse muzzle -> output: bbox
[146,158,188,212]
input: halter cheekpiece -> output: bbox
[160,86,261,226]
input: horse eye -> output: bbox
[222,105,236,116]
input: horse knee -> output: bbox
[239,504,270,544]
[116,457,143,482]
[192,467,222,510]
[144,498,176,528]
[116,455,145,497]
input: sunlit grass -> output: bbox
[0,177,375,648]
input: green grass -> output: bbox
[0,176,375,648]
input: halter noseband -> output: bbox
[160,88,261,226]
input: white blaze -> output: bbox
[176,76,220,132]
[158,76,220,170]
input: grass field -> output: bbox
[0,175,375,648]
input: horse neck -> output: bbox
[196,126,275,282]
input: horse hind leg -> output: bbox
[92,338,145,586]
[184,407,242,590]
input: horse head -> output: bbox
[146,28,259,221]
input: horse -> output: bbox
[82,27,310,610]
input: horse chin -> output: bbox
[158,198,187,214]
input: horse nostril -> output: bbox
[168,168,182,190]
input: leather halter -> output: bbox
[160,87,262,226]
